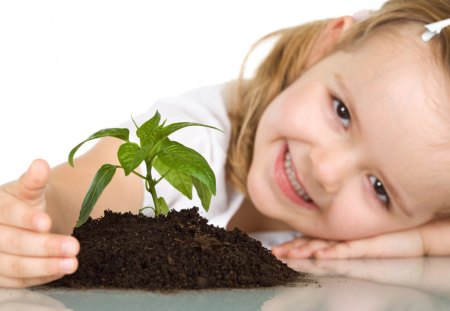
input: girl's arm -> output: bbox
[48,137,144,234]
[419,219,450,256]
[272,219,450,259]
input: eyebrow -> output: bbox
[333,73,413,218]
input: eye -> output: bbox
[333,98,351,128]
[369,175,390,206]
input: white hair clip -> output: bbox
[422,18,450,42]
[353,10,372,22]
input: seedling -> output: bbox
[68,111,219,227]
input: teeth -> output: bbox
[284,151,313,203]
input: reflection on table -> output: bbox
[0,257,449,311]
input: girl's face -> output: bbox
[247,28,450,240]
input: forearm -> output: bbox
[274,220,450,260]
[419,218,450,256]
[44,180,69,234]
[45,162,89,234]
[45,138,144,235]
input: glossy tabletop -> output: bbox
[1,257,450,310]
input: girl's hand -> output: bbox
[0,160,79,288]
[272,229,425,259]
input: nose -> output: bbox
[309,143,357,193]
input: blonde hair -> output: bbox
[226,0,450,196]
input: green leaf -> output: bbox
[137,113,221,150]
[155,197,169,216]
[136,111,161,146]
[69,111,221,227]
[76,164,117,228]
[192,177,212,212]
[154,157,193,199]
[118,142,140,175]
[158,122,222,142]
[131,143,154,169]
[156,142,216,195]
[68,128,130,167]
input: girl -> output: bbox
[1,0,450,288]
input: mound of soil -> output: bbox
[49,207,305,290]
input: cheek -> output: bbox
[294,182,386,240]
[273,85,330,138]
[323,211,375,239]
[246,140,284,218]
[246,166,264,211]
[322,198,391,240]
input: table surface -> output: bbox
[2,257,450,311]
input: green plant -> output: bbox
[68,111,219,227]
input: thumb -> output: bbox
[16,159,51,205]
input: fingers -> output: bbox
[0,201,51,233]
[0,225,79,258]
[314,241,368,259]
[272,238,309,258]
[0,225,79,281]
[0,159,78,289]
[16,159,50,203]
[274,229,428,261]
[0,227,79,287]
[314,231,425,259]
[0,253,78,279]
[273,238,371,259]
[0,226,79,281]
[0,159,52,232]
[272,237,338,259]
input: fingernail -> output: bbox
[272,247,287,257]
[62,241,78,255]
[60,258,76,273]
[33,215,48,231]
[314,250,329,258]
[288,248,307,257]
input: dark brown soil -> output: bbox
[49,207,307,290]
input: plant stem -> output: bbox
[131,170,147,180]
[154,168,172,186]
[146,164,160,215]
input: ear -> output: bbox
[305,16,355,68]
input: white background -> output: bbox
[0,0,386,184]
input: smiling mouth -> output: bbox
[284,151,313,203]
